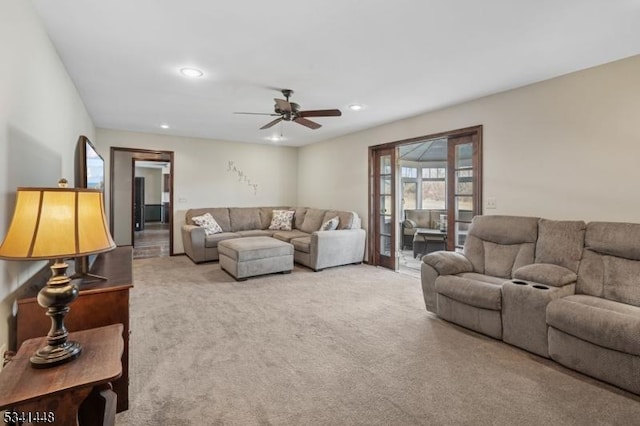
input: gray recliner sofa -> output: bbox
[421,215,539,339]
[421,215,640,395]
[182,206,366,271]
[546,221,640,395]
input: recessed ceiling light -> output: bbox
[267,135,284,142]
[160,124,170,129]
[180,67,203,78]
[348,104,364,111]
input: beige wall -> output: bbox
[298,55,640,230]
[135,166,163,204]
[95,129,299,253]
[0,0,95,349]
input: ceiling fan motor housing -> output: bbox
[274,102,300,120]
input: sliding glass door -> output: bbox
[369,126,482,269]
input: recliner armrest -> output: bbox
[422,251,473,275]
[513,263,577,287]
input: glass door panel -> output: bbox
[372,148,396,269]
[448,133,481,251]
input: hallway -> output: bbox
[133,223,170,259]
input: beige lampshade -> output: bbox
[0,187,115,260]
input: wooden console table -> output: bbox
[16,247,133,413]
[0,324,124,426]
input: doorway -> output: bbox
[368,125,482,273]
[133,160,171,259]
[110,147,174,257]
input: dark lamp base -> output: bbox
[30,340,82,369]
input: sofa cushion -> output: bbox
[602,255,640,306]
[257,206,290,229]
[468,215,539,245]
[299,208,327,233]
[272,230,310,243]
[293,207,308,230]
[578,249,640,306]
[192,213,223,235]
[577,222,640,306]
[456,272,507,286]
[291,236,311,253]
[322,211,355,230]
[188,208,231,232]
[229,207,261,232]
[268,210,295,231]
[320,216,339,231]
[536,219,586,273]
[236,230,274,238]
[513,263,577,287]
[547,294,640,356]
[586,221,640,261]
[204,232,241,248]
[463,216,538,278]
[435,275,503,311]
[405,210,432,228]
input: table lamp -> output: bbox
[0,183,115,368]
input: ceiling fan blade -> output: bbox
[260,117,283,130]
[274,98,292,113]
[234,112,280,116]
[294,117,321,130]
[298,109,342,118]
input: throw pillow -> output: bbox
[268,210,295,231]
[192,213,223,236]
[321,216,339,231]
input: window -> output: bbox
[401,166,418,178]
[402,182,417,209]
[421,167,446,209]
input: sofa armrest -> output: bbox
[420,251,472,313]
[181,224,206,263]
[402,219,417,229]
[513,263,577,287]
[311,229,366,271]
[422,251,473,276]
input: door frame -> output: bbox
[368,125,482,266]
[447,133,482,250]
[109,147,175,255]
[369,147,397,269]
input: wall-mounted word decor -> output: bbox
[227,161,259,195]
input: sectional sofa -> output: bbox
[421,215,640,395]
[182,207,366,271]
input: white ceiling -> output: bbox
[31,0,640,147]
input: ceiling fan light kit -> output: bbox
[235,89,342,131]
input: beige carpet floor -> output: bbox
[116,256,640,425]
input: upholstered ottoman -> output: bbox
[218,237,294,281]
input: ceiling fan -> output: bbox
[234,89,342,130]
